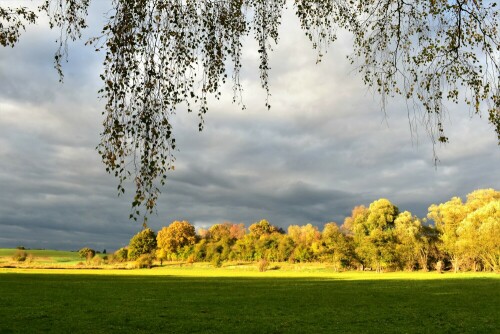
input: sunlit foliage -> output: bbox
[156,220,196,261]
[119,189,491,272]
[127,228,157,260]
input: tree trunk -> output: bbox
[453,257,460,273]
[418,249,429,272]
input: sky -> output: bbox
[0,2,498,251]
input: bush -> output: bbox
[258,259,269,272]
[79,247,96,260]
[114,247,129,262]
[25,253,35,264]
[12,250,28,262]
[92,256,103,266]
[186,254,196,264]
[135,253,155,269]
[106,254,117,264]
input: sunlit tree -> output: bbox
[249,219,281,239]
[349,199,399,272]
[415,224,440,272]
[457,194,500,271]
[428,188,500,272]
[394,211,422,271]
[475,201,500,272]
[128,228,157,260]
[78,247,95,260]
[156,220,196,261]
[321,223,354,271]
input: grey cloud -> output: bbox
[0,4,498,251]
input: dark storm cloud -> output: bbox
[0,4,498,250]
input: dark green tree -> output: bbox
[128,228,157,260]
[78,247,95,260]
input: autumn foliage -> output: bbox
[125,188,499,272]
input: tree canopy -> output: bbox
[128,228,157,260]
[156,220,196,260]
[2,1,499,219]
[116,188,499,272]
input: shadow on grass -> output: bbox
[0,273,498,333]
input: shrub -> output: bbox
[186,254,196,264]
[135,253,155,269]
[258,259,269,272]
[92,256,103,266]
[106,254,117,264]
[114,247,129,262]
[16,246,25,250]
[79,247,96,260]
[25,253,35,264]
[12,250,27,262]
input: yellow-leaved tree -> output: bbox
[156,221,196,262]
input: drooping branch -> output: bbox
[350,0,500,144]
[92,0,287,221]
[40,0,90,80]
[1,0,499,222]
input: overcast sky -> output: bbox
[1,2,498,251]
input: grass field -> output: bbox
[0,248,106,267]
[0,249,79,258]
[0,268,498,333]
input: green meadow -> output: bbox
[0,265,498,334]
[0,249,80,258]
[0,249,105,267]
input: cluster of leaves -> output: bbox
[0,6,37,47]
[122,188,498,272]
[2,1,499,219]
[40,0,90,80]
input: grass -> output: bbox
[0,249,79,257]
[0,248,107,266]
[0,268,498,333]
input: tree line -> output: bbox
[106,188,498,272]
